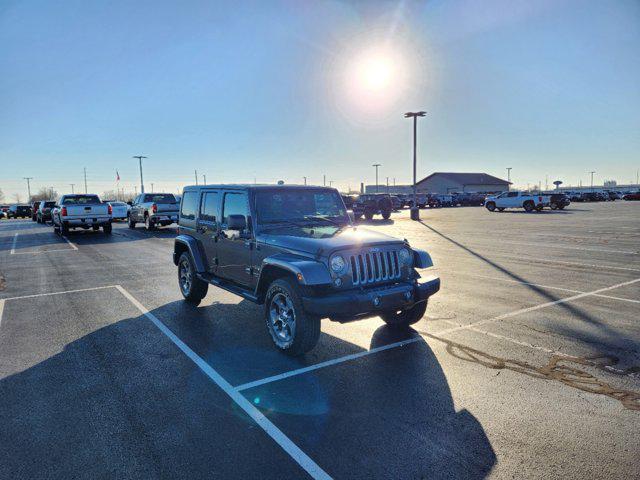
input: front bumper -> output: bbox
[302,275,440,318]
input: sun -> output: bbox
[359,54,394,91]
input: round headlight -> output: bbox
[330,255,346,273]
[399,248,412,265]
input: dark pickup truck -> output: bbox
[173,185,440,355]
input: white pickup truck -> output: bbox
[484,191,550,212]
[52,194,112,234]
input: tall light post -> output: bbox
[372,164,381,193]
[151,183,154,192]
[69,183,75,194]
[404,111,426,220]
[23,177,33,201]
[203,174,207,185]
[195,170,198,185]
[84,167,88,193]
[506,167,512,184]
[133,156,147,193]
[589,171,595,191]
[303,176,307,185]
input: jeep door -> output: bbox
[216,190,254,287]
[196,190,220,273]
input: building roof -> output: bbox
[416,172,511,186]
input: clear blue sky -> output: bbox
[1,0,639,200]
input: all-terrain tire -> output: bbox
[381,210,391,220]
[178,252,208,305]
[485,202,496,212]
[264,278,320,356]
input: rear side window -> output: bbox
[222,192,249,225]
[180,191,198,220]
[199,192,219,222]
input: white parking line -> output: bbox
[234,336,422,392]
[10,234,18,254]
[457,272,640,304]
[438,277,640,336]
[485,240,638,255]
[62,236,79,251]
[0,285,118,302]
[115,286,331,480]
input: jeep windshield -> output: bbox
[255,189,349,227]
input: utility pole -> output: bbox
[151,183,154,192]
[303,176,307,185]
[545,175,548,191]
[195,170,198,185]
[372,164,381,193]
[590,171,595,191]
[84,167,88,193]
[133,156,147,193]
[69,183,75,194]
[23,177,33,201]
[323,174,326,186]
[506,167,512,184]
[203,174,207,185]
[404,111,426,221]
[386,176,389,193]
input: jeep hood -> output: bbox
[258,226,404,256]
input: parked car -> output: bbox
[108,201,130,221]
[173,185,440,355]
[569,192,584,202]
[548,193,570,210]
[51,194,112,234]
[128,192,180,230]
[340,195,357,209]
[37,201,57,223]
[352,193,394,220]
[605,191,621,201]
[404,193,428,209]
[390,195,402,211]
[581,192,601,202]
[434,194,454,207]
[484,191,550,212]
[31,201,41,221]
[6,204,31,219]
[623,192,640,201]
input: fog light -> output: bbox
[334,278,342,287]
[373,296,381,307]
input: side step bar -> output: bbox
[196,273,260,303]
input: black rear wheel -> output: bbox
[178,252,208,305]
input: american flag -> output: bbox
[116,170,120,182]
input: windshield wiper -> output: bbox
[303,215,345,226]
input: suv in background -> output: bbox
[353,193,394,220]
[37,201,56,223]
[173,185,440,355]
[548,193,570,210]
[128,192,180,230]
[7,204,31,219]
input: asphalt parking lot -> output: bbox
[1,202,639,479]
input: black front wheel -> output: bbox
[128,214,136,229]
[380,301,428,329]
[381,210,391,220]
[485,202,496,212]
[178,252,208,304]
[265,278,320,356]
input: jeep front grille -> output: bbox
[349,249,401,285]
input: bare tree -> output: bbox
[30,187,58,202]
[13,193,23,203]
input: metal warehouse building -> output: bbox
[415,172,511,194]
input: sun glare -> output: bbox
[359,54,394,91]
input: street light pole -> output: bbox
[303,176,307,185]
[404,111,426,221]
[84,167,88,193]
[590,171,595,191]
[506,167,512,184]
[133,156,147,193]
[23,177,33,201]
[195,170,198,185]
[372,164,381,193]
[151,183,154,192]
[69,184,75,194]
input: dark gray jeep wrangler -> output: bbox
[173,185,440,355]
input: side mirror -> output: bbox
[227,214,247,231]
[347,210,355,223]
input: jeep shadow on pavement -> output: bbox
[174,185,440,356]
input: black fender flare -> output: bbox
[173,235,206,272]
[255,253,332,299]
[412,248,434,269]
